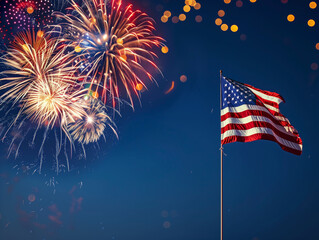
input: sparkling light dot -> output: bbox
[164,11,172,18]
[215,18,223,26]
[161,16,168,23]
[180,75,188,83]
[236,0,243,7]
[195,15,203,23]
[162,46,169,54]
[117,38,123,45]
[87,116,94,124]
[179,14,186,21]
[183,5,191,12]
[136,83,143,91]
[309,1,317,9]
[287,14,295,22]
[308,19,315,27]
[316,43,319,50]
[218,10,225,17]
[221,24,229,31]
[224,0,231,4]
[231,25,238,32]
[28,194,36,202]
[27,7,34,14]
[194,3,201,10]
[37,31,44,38]
[75,45,82,53]
[250,0,257,2]
[172,16,179,23]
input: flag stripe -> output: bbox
[221,77,302,155]
[221,105,290,130]
[222,134,302,155]
[245,84,285,103]
[221,120,301,143]
[221,128,302,153]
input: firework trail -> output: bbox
[55,0,164,109]
[0,30,89,172]
[0,0,164,173]
[68,100,118,145]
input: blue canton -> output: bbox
[221,77,257,110]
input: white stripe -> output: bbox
[263,103,279,113]
[247,86,283,104]
[221,128,302,151]
[221,115,297,137]
[221,105,296,132]
[221,104,267,116]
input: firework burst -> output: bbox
[55,0,164,108]
[0,0,54,36]
[0,30,80,108]
[68,100,117,145]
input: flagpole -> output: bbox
[220,70,224,240]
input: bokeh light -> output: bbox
[27,6,34,15]
[236,0,243,7]
[308,19,315,27]
[195,15,203,23]
[161,16,168,23]
[183,5,191,12]
[224,0,231,4]
[180,75,188,83]
[136,83,143,91]
[162,46,169,54]
[218,10,225,17]
[194,3,201,10]
[311,62,318,70]
[250,0,257,2]
[75,45,82,53]
[215,18,223,26]
[164,10,172,18]
[316,43,319,50]
[28,194,36,202]
[221,24,229,31]
[309,1,317,9]
[231,25,238,32]
[172,16,179,23]
[287,14,295,22]
[179,14,187,21]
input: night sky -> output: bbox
[0,0,319,240]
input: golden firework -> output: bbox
[68,100,117,145]
[55,0,164,108]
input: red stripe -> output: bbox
[221,121,302,144]
[221,134,302,155]
[255,96,279,108]
[243,83,285,103]
[221,109,296,133]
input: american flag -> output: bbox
[221,76,302,155]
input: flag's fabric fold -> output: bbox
[221,77,302,155]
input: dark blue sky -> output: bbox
[0,0,319,239]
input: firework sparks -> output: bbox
[0,30,81,110]
[0,30,89,172]
[0,0,54,33]
[55,0,164,108]
[68,100,117,145]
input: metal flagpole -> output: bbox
[220,70,224,240]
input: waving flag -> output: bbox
[221,76,302,155]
